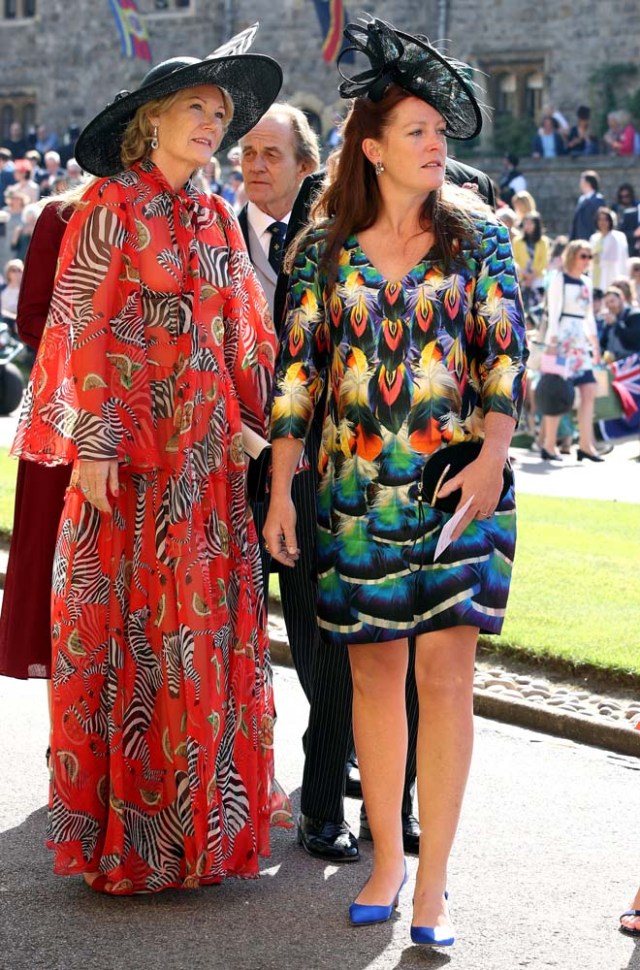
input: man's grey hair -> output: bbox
[244,103,321,171]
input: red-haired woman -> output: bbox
[264,17,527,949]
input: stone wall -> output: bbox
[447,0,640,115]
[0,0,639,169]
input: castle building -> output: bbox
[1,0,639,149]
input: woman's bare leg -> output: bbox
[348,639,408,905]
[412,625,478,930]
[577,383,598,453]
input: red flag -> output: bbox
[108,0,152,63]
[310,0,352,64]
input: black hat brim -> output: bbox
[75,53,283,177]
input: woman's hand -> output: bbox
[436,454,506,541]
[263,494,299,568]
[436,415,515,542]
[78,459,119,514]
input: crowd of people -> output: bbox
[0,15,637,950]
[494,166,640,458]
[530,104,640,159]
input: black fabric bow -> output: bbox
[337,17,483,141]
[338,19,411,102]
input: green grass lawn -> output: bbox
[492,493,640,677]
[270,492,640,678]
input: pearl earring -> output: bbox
[374,160,384,176]
[150,125,159,150]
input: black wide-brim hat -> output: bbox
[337,17,483,141]
[75,23,282,177]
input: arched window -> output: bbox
[2,0,36,16]
[22,102,36,133]
[526,72,544,119]
[139,0,192,11]
[497,73,517,115]
[1,105,13,140]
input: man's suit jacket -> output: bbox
[237,205,278,318]
[273,157,497,330]
[571,192,605,242]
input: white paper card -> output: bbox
[433,494,475,561]
[241,423,271,461]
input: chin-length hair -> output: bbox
[301,85,483,288]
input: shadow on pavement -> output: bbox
[624,940,640,970]
[0,793,416,970]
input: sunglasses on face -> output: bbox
[578,253,593,259]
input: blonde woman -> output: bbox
[512,210,551,308]
[13,29,283,895]
[512,189,537,228]
[540,240,602,461]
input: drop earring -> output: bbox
[150,125,159,150]
[374,160,384,176]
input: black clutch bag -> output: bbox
[247,451,271,505]
[418,440,514,514]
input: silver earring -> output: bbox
[374,160,384,176]
[150,125,159,150]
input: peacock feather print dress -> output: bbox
[271,215,528,646]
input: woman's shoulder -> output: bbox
[76,171,139,211]
[196,190,236,220]
[467,211,513,258]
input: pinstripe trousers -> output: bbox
[253,421,322,703]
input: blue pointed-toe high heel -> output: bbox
[349,861,408,926]
[410,891,455,947]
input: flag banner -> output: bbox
[598,352,640,440]
[108,0,152,62]
[309,0,354,64]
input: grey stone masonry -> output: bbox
[0,0,638,233]
[2,1,639,148]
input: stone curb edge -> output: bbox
[269,637,640,760]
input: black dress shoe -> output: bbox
[576,447,604,462]
[297,814,360,862]
[345,758,363,800]
[359,811,421,856]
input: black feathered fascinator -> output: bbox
[337,17,483,141]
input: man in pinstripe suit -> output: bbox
[238,105,322,706]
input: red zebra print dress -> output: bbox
[13,159,280,893]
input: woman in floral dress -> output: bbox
[264,18,527,947]
[12,30,284,894]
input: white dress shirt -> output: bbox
[246,202,291,260]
